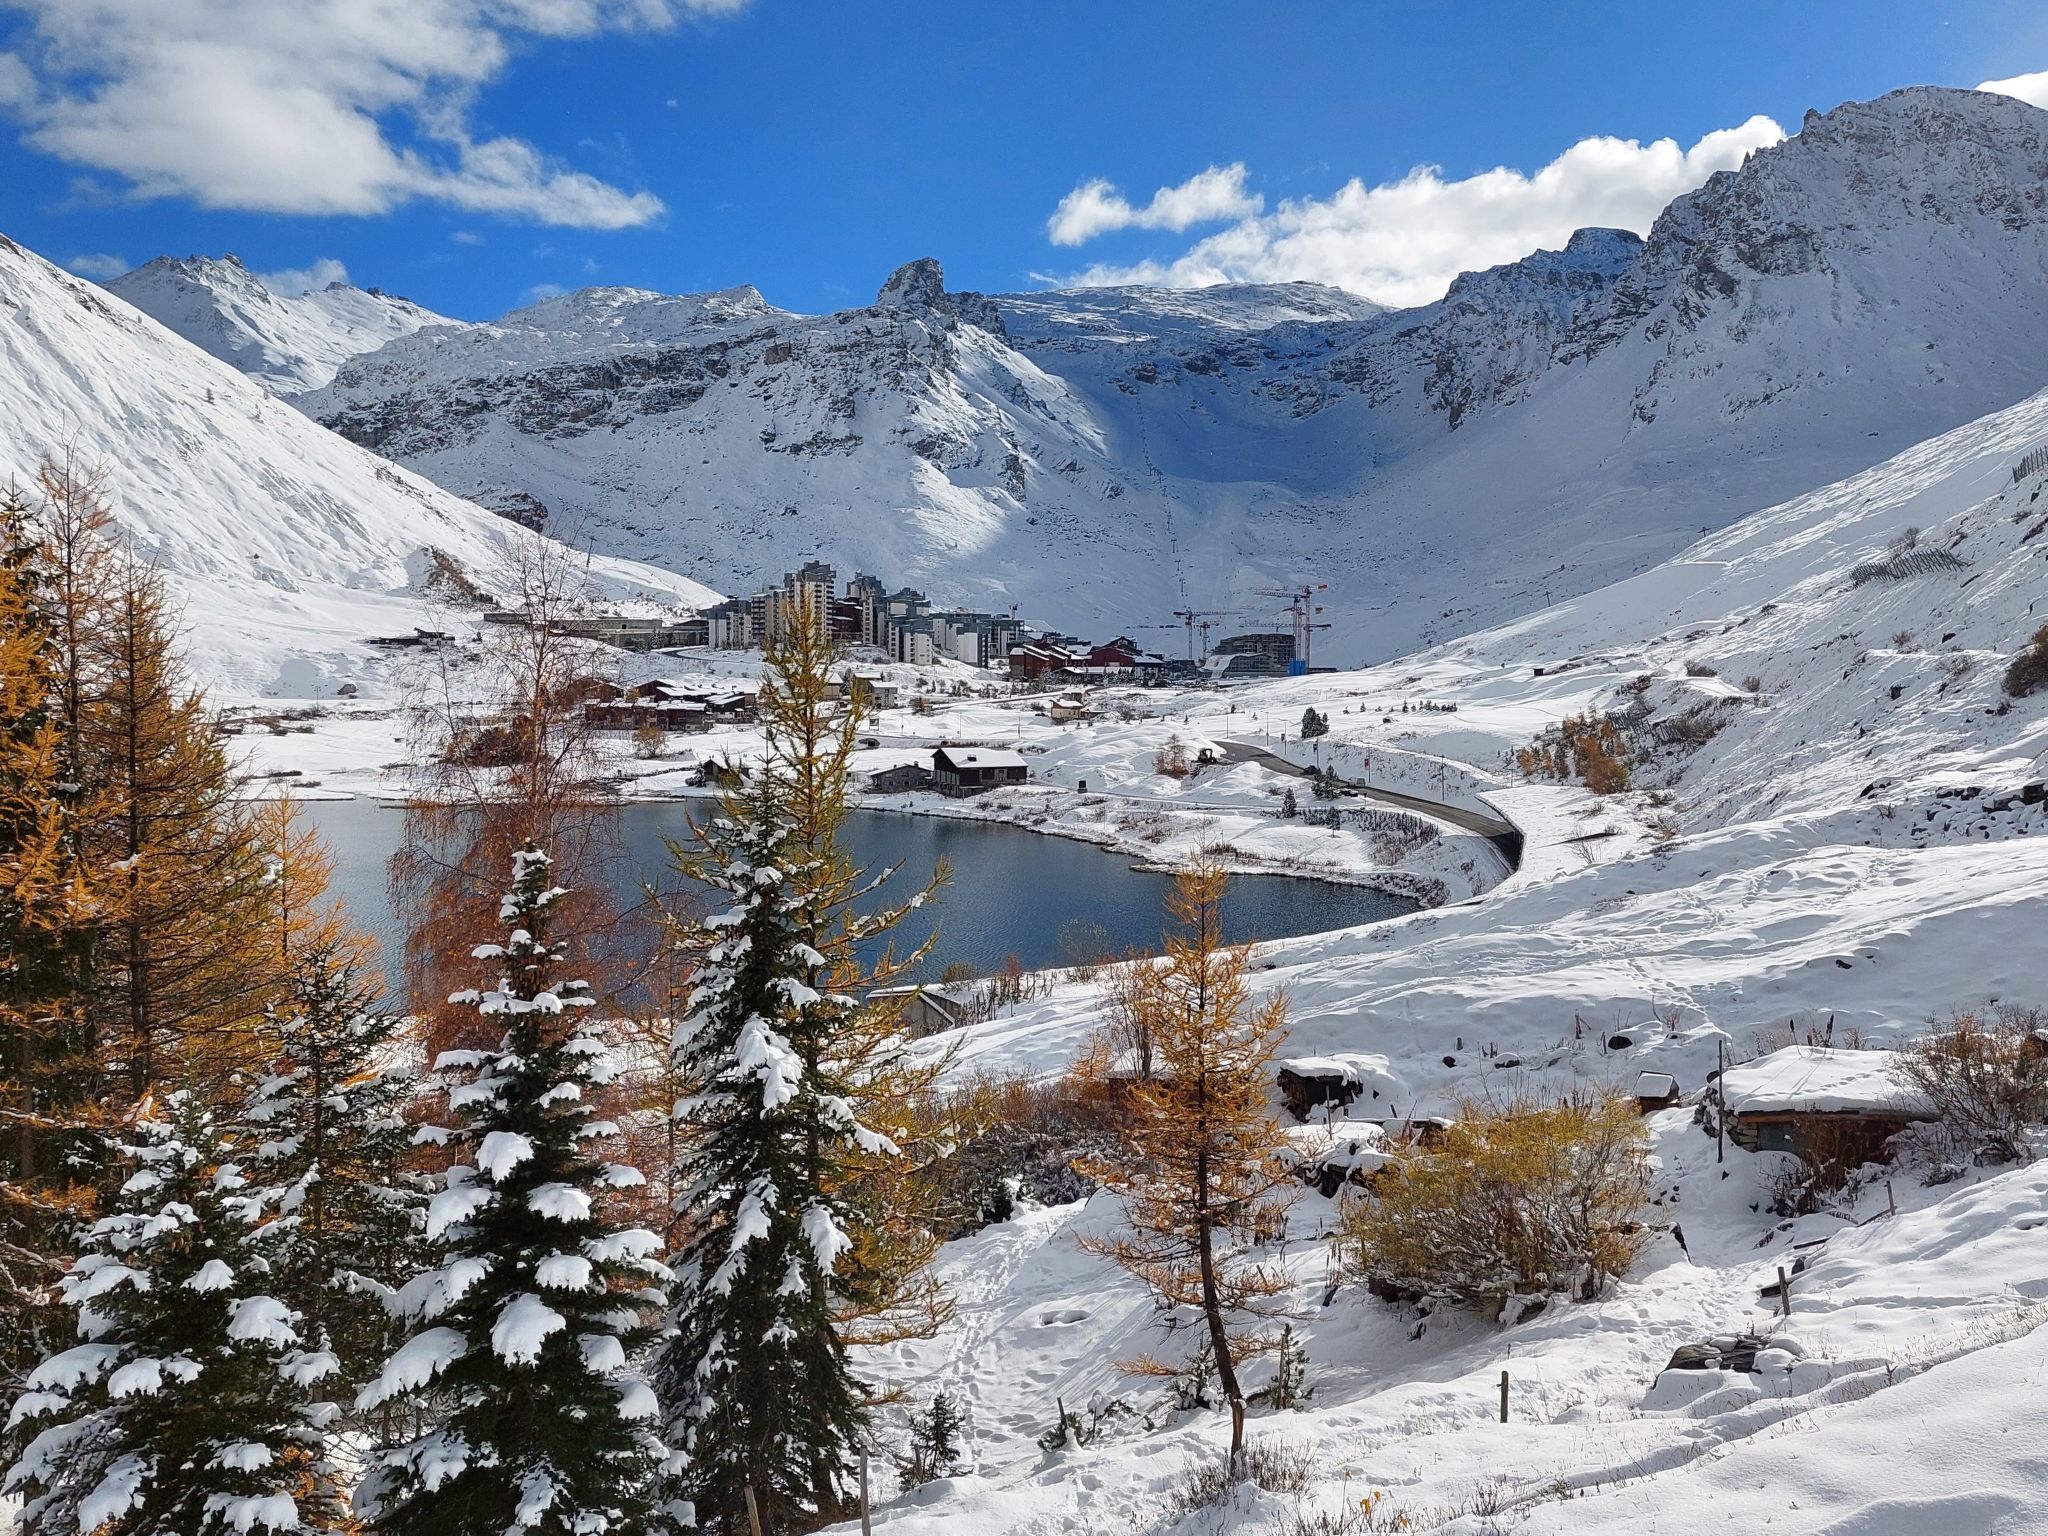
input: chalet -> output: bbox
[869,983,978,1037]
[931,745,1029,796]
[1047,691,1091,723]
[584,699,709,733]
[845,672,902,710]
[1711,1046,1934,1169]
[1633,1071,1682,1114]
[867,761,933,794]
[1275,1053,1403,1122]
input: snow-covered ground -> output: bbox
[820,374,2047,1531]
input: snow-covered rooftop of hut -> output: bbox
[1634,1071,1677,1099]
[938,747,1028,769]
[1717,1047,1928,1116]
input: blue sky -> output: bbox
[1,0,2044,319]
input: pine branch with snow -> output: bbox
[353,846,666,1536]
[1,1095,346,1536]
[237,943,430,1410]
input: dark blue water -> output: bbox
[305,798,1416,991]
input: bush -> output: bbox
[1343,1091,1650,1317]
[1514,711,1631,795]
[934,1069,1128,1234]
[1155,734,1191,777]
[2004,624,2048,699]
[1892,1006,2048,1164]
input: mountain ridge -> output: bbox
[107,85,2048,663]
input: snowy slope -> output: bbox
[0,234,718,698]
[286,87,2048,662]
[106,253,461,393]
[811,338,2048,1536]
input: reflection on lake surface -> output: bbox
[305,798,1418,997]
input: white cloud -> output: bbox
[1978,70,2048,110]
[1051,117,1784,308]
[0,0,743,227]
[257,257,349,296]
[1047,163,1262,246]
[66,251,128,278]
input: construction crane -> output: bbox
[1135,608,1250,663]
[1255,583,1332,674]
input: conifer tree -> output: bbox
[661,600,950,1533]
[1079,860,1298,1474]
[240,942,425,1402]
[1,1095,345,1536]
[355,847,666,1536]
[92,554,275,1095]
[0,476,112,1377]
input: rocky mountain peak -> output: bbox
[874,257,1007,337]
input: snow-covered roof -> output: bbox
[1277,1053,1401,1092]
[936,746,1028,770]
[1634,1071,1678,1099]
[1717,1047,1930,1117]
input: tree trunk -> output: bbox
[1193,1151,1245,1475]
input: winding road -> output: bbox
[1213,738,1524,864]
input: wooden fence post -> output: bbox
[743,1485,763,1536]
[1776,1265,1791,1318]
[1499,1369,1509,1423]
[858,1453,873,1536]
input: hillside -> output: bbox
[799,366,2048,1536]
[105,253,461,393]
[0,234,717,698]
[240,86,2048,661]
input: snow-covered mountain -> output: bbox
[0,234,716,698]
[105,253,461,393]
[258,87,2048,661]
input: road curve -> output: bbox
[1213,738,1523,859]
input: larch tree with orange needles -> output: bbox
[1080,859,1298,1472]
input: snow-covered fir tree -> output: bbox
[1,1094,345,1536]
[662,783,870,1532]
[353,846,666,1536]
[661,603,951,1534]
[239,942,426,1403]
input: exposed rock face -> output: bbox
[875,257,1008,337]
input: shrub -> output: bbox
[1683,659,1718,677]
[1155,734,1191,777]
[1342,1091,1650,1317]
[1892,1006,2048,1164]
[2004,623,2048,699]
[1167,1436,1314,1518]
[1515,711,1631,794]
[934,1068,1128,1234]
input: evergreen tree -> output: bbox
[1277,788,1298,820]
[1298,708,1328,741]
[661,601,948,1534]
[1078,861,1298,1475]
[899,1392,963,1488]
[355,847,666,1536]
[240,943,426,1403]
[1,1095,345,1536]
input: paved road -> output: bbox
[1213,738,1522,852]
